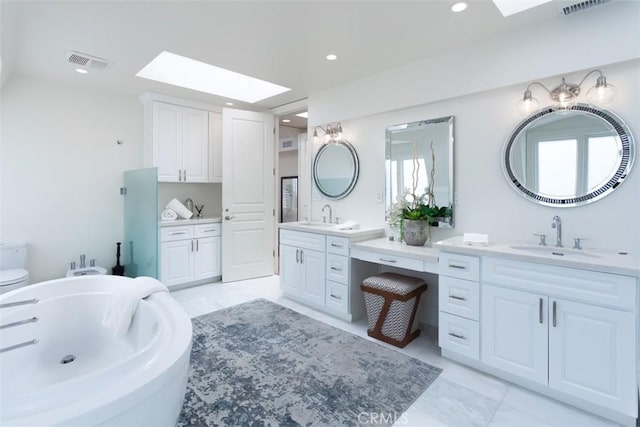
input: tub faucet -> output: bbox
[321,204,332,224]
[551,215,562,247]
[79,254,86,269]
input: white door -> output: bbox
[300,248,325,306]
[549,299,636,415]
[279,245,301,294]
[153,102,182,182]
[193,237,220,281]
[222,108,274,282]
[182,107,209,183]
[481,285,548,385]
[160,239,193,287]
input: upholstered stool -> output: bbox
[360,272,427,348]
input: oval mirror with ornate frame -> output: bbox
[503,104,635,207]
[313,140,359,200]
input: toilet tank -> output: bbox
[0,243,28,270]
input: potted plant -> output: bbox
[388,189,440,246]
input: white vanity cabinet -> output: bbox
[480,256,636,416]
[280,229,326,306]
[160,222,221,289]
[279,227,383,321]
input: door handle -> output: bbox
[224,215,234,220]
[552,301,557,327]
[539,298,543,324]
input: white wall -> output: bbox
[308,59,640,254]
[1,75,143,281]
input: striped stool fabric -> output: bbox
[361,272,427,348]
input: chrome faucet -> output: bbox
[551,215,562,247]
[321,204,333,224]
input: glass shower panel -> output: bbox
[123,168,158,278]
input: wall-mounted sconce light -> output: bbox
[313,122,343,144]
[516,69,617,115]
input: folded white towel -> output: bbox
[102,276,168,338]
[166,198,193,219]
[463,233,489,246]
[161,209,178,221]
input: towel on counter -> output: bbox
[102,276,168,338]
[166,198,193,219]
[161,209,178,221]
[463,232,489,246]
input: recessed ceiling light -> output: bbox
[225,102,234,106]
[326,54,337,61]
[492,0,552,16]
[451,1,468,12]
[75,68,88,74]
[282,119,291,123]
[295,112,309,118]
[136,51,290,103]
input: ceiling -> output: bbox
[1,1,589,112]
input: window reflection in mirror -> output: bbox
[386,116,454,227]
[503,104,634,206]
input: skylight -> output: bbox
[136,51,290,103]
[492,0,552,16]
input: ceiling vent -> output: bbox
[559,0,611,16]
[65,51,113,70]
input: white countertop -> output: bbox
[158,216,222,227]
[278,222,384,241]
[435,236,640,277]
[350,237,439,263]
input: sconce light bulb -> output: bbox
[516,90,539,116]
[587,78,616,105]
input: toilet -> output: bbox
[0,243,30,294]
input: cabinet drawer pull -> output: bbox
[196,239,199,251]
[539,298,543,324]
[449,295,466,301]
[330,266,342,271]
[330,294,342,300]
[379,258,397,263]
[449,332,466,340]
[300,250,304,263]
[295,249,299,264]
[552,301,557,327]
[191,240,194,252]
[448,264,467,270]
[184,170,187,181]
[201,228,216,232]
[330,243,343,248]
[170,231,187,236]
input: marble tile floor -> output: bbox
[171,276,623,427]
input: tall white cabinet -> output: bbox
[141,93,223,183]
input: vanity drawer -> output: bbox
[482,256,637,311]
[439,252,480,281]
[326,236,349,256]
[161,226,194,242]
[325,280,349,313]
[327,253,349,285]
[353,249,424,272]
[280,229,326,252]
[439,276,480,321]
[438,312,479,360]
[195,223,221,238]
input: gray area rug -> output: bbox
[177,299,442,427]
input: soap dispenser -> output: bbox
[185,198,194,213]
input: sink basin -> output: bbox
[296,221,336,228]
[509,245,601,259]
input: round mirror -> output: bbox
[313,140,359,199]
[503,104,634,207]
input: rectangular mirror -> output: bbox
[386,116,454,227]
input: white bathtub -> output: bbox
[0,275,193,426]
